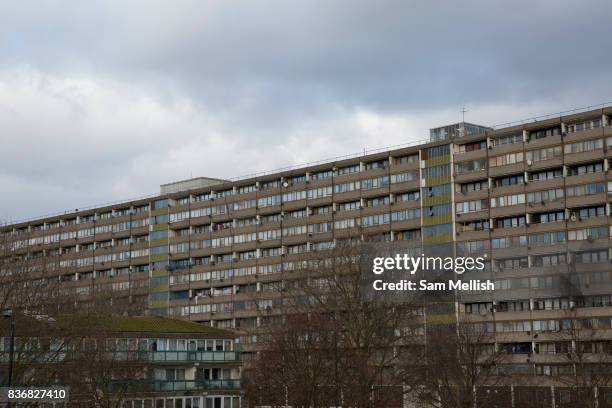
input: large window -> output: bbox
[495,216,526,229]
[564,138,603,154]
[491,194,525,208]
[455,160,486,174]
[526,146,562,163]
[567,118,602,133]
[566,183,605,197]
[529,168,563,182]
[491,133,522,147]
[456,200,488,214]
[489,152,523,167]
[527,188,564,203]
[458,141,486,153]
[460,180,487,193]
[494,174,524,187]
[567,162,603,176]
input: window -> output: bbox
[575,250,609,264]
[494,174,524,187]
[290,175,307,184]
[567,118,602,133]
[564,138,603,154]
[364,159,388,170]
[215,189,233,198]
[308,222,332,234]
[529,126,560,140]
[334,218,359,229]
[528,168,563,181]
[528,232,565,246]
[391,209,420,221]
[422,144,450,159]
[566,183,605,197]
[490,194,525,208]
[456,200,488,214]
[459,220,489,232]
[395,154,419,165]
[497,300,530,312]
[334,181,360,193]
[422,223,452,238]
[464,302,493,314]
[536,211,565,224]
[568,162,603,176]
[260,180,280,190]
[150,230,168,241]
[568,227,608,241]
[575,206,605,220]
[492,236,527,249]
[425,204,452,217]
[495,257,528,271]
[460,181,487,193]
[533,254,566,267]
[337,201,360,211]
[362,176,390,190]
[395,229,421,241]
[489,152,523,167]
[458,140,486,153]
[491,133,522,147]
[336,164,360,176]
[365,196,390,207]
[307,186,333,199]
[311,170,333,180]
[396,191,420,202]
[153,199,168,210]
[390,171,419,183]
[237,184,257,194]
[456,239,491,253]
[455,160,486,174]
[495,216,526,229]
[422,164,451,180]
[361,214,389,227]
[527,188,564,203]
[422,184,451,198]
[526,146,562,163]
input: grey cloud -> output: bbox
[0,0,611,220]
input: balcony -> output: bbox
[0,350,241,364]
[117,379,241,392]
[129,350,240,363]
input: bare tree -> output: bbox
[244,240,422,407]
[405,317,507,408]
[544,308,612,408]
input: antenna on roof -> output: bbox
[461,106,469,123]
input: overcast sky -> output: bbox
[1,0,612,222]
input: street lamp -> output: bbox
[2,309,14,388]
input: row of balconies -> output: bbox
[454,113,611,156]
[5,111,611,232]
[0,350,240,364]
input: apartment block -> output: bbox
[0,315,242,408]
[3,106,612,405]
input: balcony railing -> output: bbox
[123,350,240,363]
[0,350,240,364]
[130,379,241,392]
